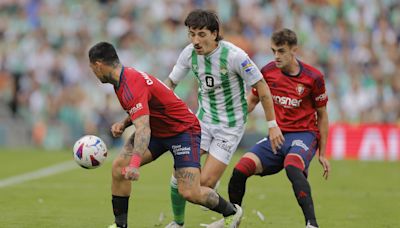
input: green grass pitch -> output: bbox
[0,148,399,228]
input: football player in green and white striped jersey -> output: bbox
[164,9,284,228]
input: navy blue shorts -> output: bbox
[250,131,318,176]
[149,128,201,169]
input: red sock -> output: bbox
[235,157,256,177]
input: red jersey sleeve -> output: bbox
[311,75,328,108]
[127,81,151,121]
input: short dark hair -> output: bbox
[184,9,223,41]
[88,42,120,65]
[271,28,297,47]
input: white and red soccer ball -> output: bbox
[73,135,108,169]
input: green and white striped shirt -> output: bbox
[169,41,262,127]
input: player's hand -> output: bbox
[318,155,330,180]
[111,121,125,137]
[121,166,140,181]
[268,126,285,154]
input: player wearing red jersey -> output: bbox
[88,42,243,228]
[226,29,331,228]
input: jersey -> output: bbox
[253,60,328,134]
[115,66,200,138]
[169,41,263,128]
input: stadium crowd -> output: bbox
[0,0,399,148]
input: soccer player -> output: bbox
[88,42,243,228]
[164,9,284,228]
[225,28,331,228]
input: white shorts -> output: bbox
[200,121,245,165]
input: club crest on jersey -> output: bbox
[296,84,305,95]
[220,68,228,75]
[241,59,254,73]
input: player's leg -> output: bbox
[200,124,245,188]
[227,152,262,206]
[283,132,319,227]
[167,128,242,227]
[168,125,212,227]
[175,167,243,227]
[228,137,283,206]
[110,134,159,228]
[200,154,227,187]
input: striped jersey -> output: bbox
[169,41,262,127]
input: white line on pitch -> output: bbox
[0,161,77,188]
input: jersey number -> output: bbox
[205,76,214,87]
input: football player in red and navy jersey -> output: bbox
[227,29,331,228]
[88,42,241,228]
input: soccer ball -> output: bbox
[73,135,108,169]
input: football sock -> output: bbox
[210,193,237,217]
[112,195,129,228]
[170,175,186,225]
[285,165,318,227]
[228,157,256,205]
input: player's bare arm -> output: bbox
[252,79,285,153]
[122,115,151,181]
[111,115,132,137]
[246,91,260,113]
[132,115,151,157]
[316,106,330,180]
[164,78,178,90]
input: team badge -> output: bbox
[220,68,228,75]
[296,84,305,95]
[241,59,254,73]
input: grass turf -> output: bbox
[0,148,399,227]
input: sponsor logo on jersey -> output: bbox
[315,92,327,102]
[138,71,153,85]
[272,95,302,108]
[128,103,143,115]
[296,84,305,95]
[171,144,191,156]
[241,59,254,73]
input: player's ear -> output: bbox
[291,45,298,55]
[211,30,218,40]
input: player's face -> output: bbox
[271,43,297,69]
[89,62,108,83]
[188,27,218,55]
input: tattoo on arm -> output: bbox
[121,133,135,159]
[132,115,151,156]
[120,115,150,159]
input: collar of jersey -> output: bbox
[281,59,303,77]
[116,65,124,90]
[204,42,220,58]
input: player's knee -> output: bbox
[178,188,200,203]
[200,175,218,188]
[284,154,305,171]
[234,156,257,177]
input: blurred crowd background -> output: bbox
[0,0,399,149]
